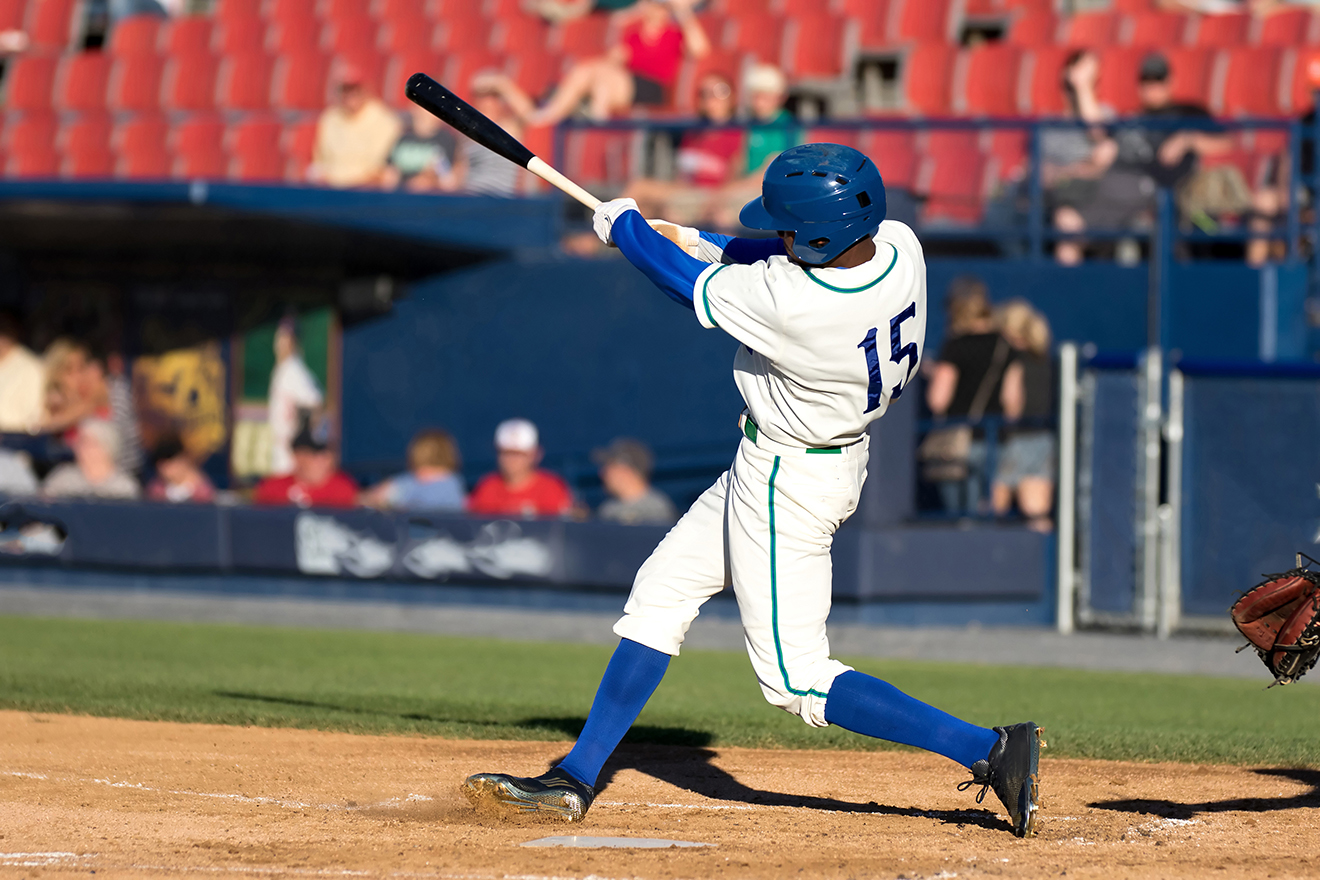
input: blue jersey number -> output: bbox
[858,303,918,412]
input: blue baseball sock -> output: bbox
[556,638,670,788]
[823,670,1001,769]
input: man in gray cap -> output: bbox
[594,438,677,526]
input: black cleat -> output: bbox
[461,768,595,822]
[958,722,1046,838]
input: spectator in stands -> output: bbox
[529,0,710,125]
[624,71,742,225]
[0,449,37,497]
[922,277,1022,516]
[593,437,676,525]
[253,421,358,508]
[308,64,403,189]
[0,312,45,434]
[991,301,1055,533]
[42,341,144,476]
[526,0,637,24]
[42,418,140,500]
[467,418,574,518]
[452,74,530,196]
[708,64,801,229]
[268,316,323,477]
[381,102,459,194]
[145,433,215,504]
[1045,51,1119,266]
[360,428,465,512]
[1247,106,1312,266]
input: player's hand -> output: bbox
[592,197,639,246]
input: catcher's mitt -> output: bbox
[1230,553,1320,686]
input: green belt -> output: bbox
[742,415,843,454]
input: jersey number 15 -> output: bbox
[858,302,918,413]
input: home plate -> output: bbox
[521,836,713,849]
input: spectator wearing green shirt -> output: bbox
[711,64,800,228]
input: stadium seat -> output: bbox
[53,52,111,112]
[228,117,286,182]
[216,52,275,111]
[892,0,952,43]
[494,15,551,57]
[271,52,331,111]
[1289,50,1320,115]
[323,15,379,56]
[1111,0,1157,11]
[554,14,610,57]
[562,128,630,188]
[714,0,772,15]
[1095,46,1145,114]
[108,54,164,113]
[376,0,431,25]
[507,49,564,102]
[378,18,437,54]
[4,112,59,177]
[436,15,494,54]
[59,114,114,178]
[268,0,317,24]
[27,0,77,50]
[919,147,988,225]
[722,13,784,63]
[782,15,851,80]
[334,48,386,92]
[114,114,170,179]
[902,44,956,115]
[267,15,322,55]
[860,128,918,190]
[1063,11,1120,47]
[282,117,317,181]
[0,0,24,30]
[108,15,162,55]
[1259,9,1315,47]
[1219,47,1285,117]
[213,0,260,23]
[840,0,890,50]
[161,53,219,112]
[957,43,1022,116]
[444,50,502,98]
[382,51,442,106]
[1021,46,1072,115]
[804,125,861,153]
[213,14,267,54]
[171,115,227,178]
[1192,11,1249,48]
[987,128,1028,182]
[1007,10,1058,46]
[321,0,370,19]
[161,16,214,57]
[5,54,58,113]
[1123,12,1191,47]
[1164,47,1214,105]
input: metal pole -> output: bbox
[1138,347,1163,633]
[1055,342,1079,635]
[1028,123,1044,262]
[1156,367,1185,639]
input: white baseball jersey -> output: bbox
[693,220,927,449]
[615,218,929,728]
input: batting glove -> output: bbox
[592,197,639,246]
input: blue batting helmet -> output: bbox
[739,143,886,265]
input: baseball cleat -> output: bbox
[461,768,595,822]
[958,722,1046,838]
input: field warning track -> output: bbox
[0,712,1316,879]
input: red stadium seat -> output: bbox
[507,49,564,102]
[54,52,111,112]
[554,14,610,57]
[161,53,219,111]
[271,52,331,111]
[804,125,861,153]
[957,43,1022,116]
[444,50,502,99]
[783,15,850,80]
[1193,12,1250,48]
[114,114,170,179]
[841,0,890,50]
[333,48,385,92]
[171,115,227,178]
[216,52,275,111]
[4,112,58,177]
[1095,46,1145,114]
[987,128,1028,182]
[213,14,267,54]
[1164,47,1214,105]
[723,13,784,63]
[282,117,317,180]
[1008,10,1058,46]
[1219,47,1285,117]
[920,145,988,225]
[27,0,77,50]
[1259,9,1315,47]
[0,0,24,30]
[893,0,952,43]
[860,129,918,190]
[228,117,285,181]
[321,0,370,19]
[108,15,162,55]
[267,0,317,23]
[902,44,956,115]
[5,54,58,112]
[376,0,430,24]
[1111,0,1157,11]
[59,114,114,178]
[1063,11,1120,47]
[108,54,164,113]
[714,0,771,14]
[323,15,379,56]
[494,15,551,57]
[1124,12,1191,47]
[267,15,322,55]
[436,14,493,54]
[382,51,441,106]
[379,18,437,54]
[213,0,260,23]
[562,128,630,189]
[1289,50,1320,115]
[1021,46,1072,115]
[161,16,214,57]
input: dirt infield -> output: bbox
[0,712,1317,879]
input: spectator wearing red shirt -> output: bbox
[467,418,574,518]
[530,0,710,126]
[253,423,358,508]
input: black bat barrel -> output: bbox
[405,73,535,169]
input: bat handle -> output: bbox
[527,156,601,210]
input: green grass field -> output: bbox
[0,615,1316,767]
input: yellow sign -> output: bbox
[132,343,228,459]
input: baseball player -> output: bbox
[462,143,1044,837]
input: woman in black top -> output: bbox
[992,300,1055,531]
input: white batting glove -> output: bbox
[592,197,639,246]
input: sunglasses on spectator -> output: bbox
[700,83,732,100]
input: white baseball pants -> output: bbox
[613,433,868,727]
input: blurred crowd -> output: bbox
[0,309,679,525]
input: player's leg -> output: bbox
[462,470,732,820]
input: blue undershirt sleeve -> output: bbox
[611,209,707,309]
[697,230,786,265]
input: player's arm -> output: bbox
[694,230,787,265]
[607,205,709,310]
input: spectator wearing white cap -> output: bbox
[42,418,140,500]
[466,419,574,518]
[594,437,676,525]
[710,63,800,229]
